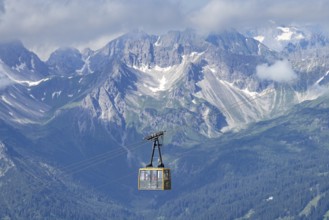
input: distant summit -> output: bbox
[47,47,84,75]
[0,40,48,80]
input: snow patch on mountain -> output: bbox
[52,91,62,99]
[154,36,162,47]
[15,78,50,87]
[1,95,12,106]
[14,62,27,72]
[245,23,308,52]
[254,35,265,43]
[296,83,329,103]
[315,71,329,85]
[134,52,204,94]
[1,59,50,87]
[276,27,305,41]
[76,55,94,75]
[149,76,167,92]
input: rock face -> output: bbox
[0,40,48,80]
[0,142,14,177]
[1,27,329,138]
[47,47,84,76]
[1,26,329,219]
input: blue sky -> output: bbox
[0,0,328,59]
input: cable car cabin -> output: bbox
[138,167,171,190]
[139,131,171,191]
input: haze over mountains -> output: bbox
[1,23,329,219]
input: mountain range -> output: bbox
[0,23,329,219]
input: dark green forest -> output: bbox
[1,96,329,219]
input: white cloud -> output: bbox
[0,61,13,89]
[0,0,329,59]
[0,0,187,59]
[189,0,329,32]
[256,60,297,83]
[0,77,12,89]
[0,70,13,89]
[0,0,4,13]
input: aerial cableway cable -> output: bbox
[14,87,277,194]
[15,139,149,196]
[0,137,204,216]
[61,140,147,175]
[93,139,212,191]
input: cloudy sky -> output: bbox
[0,0,328,60]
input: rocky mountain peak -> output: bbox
[0,40,48,79]
[47,47,84,75]
[0,40,48,76]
